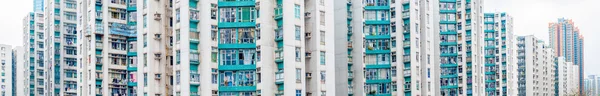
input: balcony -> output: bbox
[274,6,283,20]
[348,71,354,79]
[275,72,284,84]
[190,32,199,43]
[402,13,410,19]
[190,71,200,85]
[190,10,199,23]
[96,11,103,21]
[402,71,411,79]
[403,56,411,63]
[275,51,283,63]
[127,2,137,11]
[275,28,283,41]
[54,15,60,20]
[95,89,103,95]
[95,42,103,49]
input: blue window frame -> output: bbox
[296,90,301,96]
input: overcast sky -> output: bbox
[0,0,598,75]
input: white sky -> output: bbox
[0,0,598,75]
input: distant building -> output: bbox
[548,18,585,94]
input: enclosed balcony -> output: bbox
[190,10,199,23]
[275,72,284,84]
[403,55,411,63]
[274,6,283,20]
[364,0,388,6]
[364,54,391,66]
[96,11,103,21]
[365,69,391,81]
[218,7,257,28]
[403,70,411,77]
[219,70,257,91]
[365,83,392,95]
[218,28,256,49]
[364,25,390,37]
[274,28,283,41]
[190,71,200,85]
[402,12,410,19]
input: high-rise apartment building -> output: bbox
[0,44,13,96]
[34,0,44,12]
[135,0,174,95]
[482,12,514,96]
[548,18,584,94]
[557,57,580,95]
[306,0,350,95]
[515,35,556,96]
[44,0,80,95]
[567,62,580,95]
[171,0,322,95]
[17,0,593,96]
[13,46,27,96]
[22,12,44,96]
[77,0,139,95]
[458,0,486,96]
[584,75,600,95]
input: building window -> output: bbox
[320,11,325,25]
[363,10,389,21]
[219,71,256,87]
[143,34,148,47]
[296,68,301,82]
[320,71,326,84]
[219,28,256,44]
[296,90,301,96]
[144,73,148,86]
[220,49,256,65]
[320,51,325,65]
[212,69,218,84]
[64,12,77,21]
[295,26,301,40]
[109,8,127,20]
[320,31,325,45]
[320,0,324,6]
[176,71,180,85]
[295,47,301,62]
[219,7,257,23]
[295,4,301,18]
[175,9,180,23]
[143,14,147,28]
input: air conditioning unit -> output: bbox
[305,32,312,39]
[154,13,162,21]
[306,72,312,78]
[155,74,161,80]
[255,2,260,9]
[154,33,162,40]
[154,53,162,60]
[304,12,311,18]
